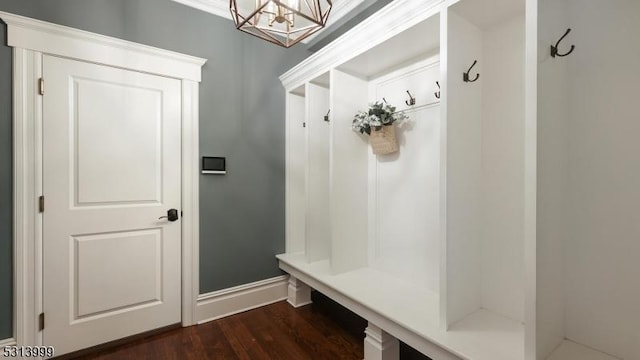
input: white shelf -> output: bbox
[546,341,620,360]
[277,253,524,360]
[336,14,440,79]
[276,252,439,327]
[444,309,524,360]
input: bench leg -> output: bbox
[287,276,312,307]
[364,322,400,360]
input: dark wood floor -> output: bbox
[62,292,429,360]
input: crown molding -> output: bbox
[279,0,443,90]
[0,11,207,81]
[170,0,365,44]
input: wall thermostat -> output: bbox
[202,157,226,175]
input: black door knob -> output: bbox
[159,209,179,222]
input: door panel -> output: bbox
[43,55,182,356]
[74,78,163,205]
[74,229,162,319]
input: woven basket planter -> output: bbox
[370,125,398,155]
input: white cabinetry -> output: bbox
[535,0,640,360]
[279,0,638,359]
[305,81,331,263]
[443,0,526,344]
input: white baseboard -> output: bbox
[0,338,17,347]
[196,275,289,324]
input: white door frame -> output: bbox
[1,11,207,347]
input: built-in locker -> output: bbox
[536,0,640,359]
[443,0,526,352]
[305,77,331,263]
[279,0,640,359]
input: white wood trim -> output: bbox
[0,338,17,347]
[13,48,43,348]
[181,79,201,327]
[12,47,28,348]
[170,0,365,44]
[285,96,294,253]
[0,11,207,82]
[9,12,204,346]
[438,7,449,333]
[279,0,444,90]
[524,0,538,358]
[196,276,289,324]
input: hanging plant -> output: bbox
[352,102,408,135]
[352,102,408,155]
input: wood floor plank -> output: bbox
[264,301,362,360]
[240,304,319,360]
[63,294,427,360]
[264,301,340,358]
[193,322,238,359]
[218,314,272,360]
[296,294,366,357]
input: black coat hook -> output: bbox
[435,81,440,99]
[405,90,416,106]
[463,60,480,82]
[551,28,575,58]
[324,109,330,122]
[382,97,388,104]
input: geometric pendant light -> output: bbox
[230,0,333,48]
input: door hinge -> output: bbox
[38,78,44,95]
[39,196,45,213]
[39,313,45,331]
[303,122,306,128]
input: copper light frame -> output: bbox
[230,0,333,48]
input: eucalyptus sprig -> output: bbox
[352,102,408,135]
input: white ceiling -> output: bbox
[171,0,366,44]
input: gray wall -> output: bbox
[0,0,310,339]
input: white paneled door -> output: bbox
[42,55,182,356]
